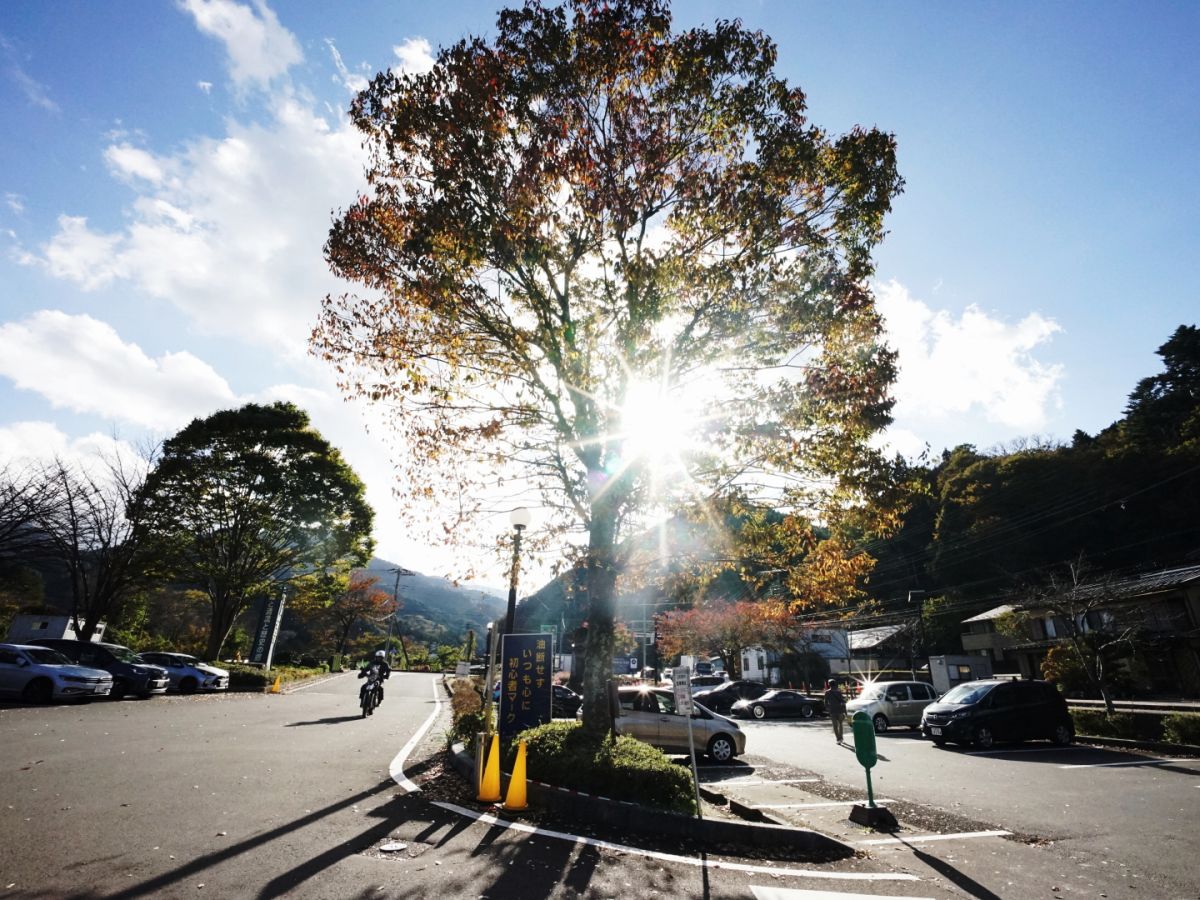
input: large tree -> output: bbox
[138,402,375,660]
[313,0,902,731]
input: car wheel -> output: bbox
[973,726,995,749]
[872,713,889,734]
[179,676,198,695]
[707,735,736,763]
[21,678,53,705]
[1051,723,1074,745]
[751,704,766,719]
[110,681,127,701]
[932,737,947,747]
[800,703,815,719]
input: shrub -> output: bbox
[517,720,695,815]
[225,662,324,690]
[1070,709,1149,740]
[1163,713,1200,747]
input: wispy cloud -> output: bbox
[393,37,434,75]
[1,33,59,112]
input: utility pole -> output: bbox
[390,566,416,668]
[908,589,927,680]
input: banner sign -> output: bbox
[249,593,286,668]
[672,666,693,715]
[499,633,552,740]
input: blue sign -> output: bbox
[499,633,553,740]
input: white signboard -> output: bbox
[672,666,693,715]
[454,661,470,677]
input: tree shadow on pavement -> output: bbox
[896,839,1002,900]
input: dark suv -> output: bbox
[692,680,769,714]
[920,679,1074,749]
[32,639,169,699]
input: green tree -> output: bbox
[313,0,902,732]
[138,402,375,660]
[1122,324,1200,451]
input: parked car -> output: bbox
[730,688,820,720]
[847,680,939,734]
[920,679,1074,749]
[552,684,583,718]
[691,679,768,714]
[0,643,113,704]
[31,639,169,699]
[137,652,229,693]
[689,674,726,689]
[610,686,745,763]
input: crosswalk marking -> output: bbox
[857,829,1010,846]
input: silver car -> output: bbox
[846,680,939,734]
[0,642,113,703]
[612,687,746,763]
[138,652,229,693]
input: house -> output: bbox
[959,564,1200,698]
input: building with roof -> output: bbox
[960,564,1200,698]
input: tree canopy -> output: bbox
[138,402,375,659]
[313,0,903,729]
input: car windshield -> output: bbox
[24,647,71,665]
[105,645,140,663]
[940,682,993,704]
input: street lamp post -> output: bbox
[503,507,531,635]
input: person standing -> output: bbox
[824,679,847,744]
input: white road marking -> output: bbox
[705,778,821,786]
[753,800,895,810]
[966,746,1080,756]
[752,887,935,900]
[389,676,444,793]
[283,671,352,693]
[431,801,920,882]
[857,830,1010,846]
[1059,758,1193,770]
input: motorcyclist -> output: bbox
[358,650,391,709]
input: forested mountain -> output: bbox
[864,324,1200,609]
[361,558,506,646]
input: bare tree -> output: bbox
[0,463,57,566]
[35,451,155,642]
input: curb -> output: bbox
[1077,734,1200,756]
[448,742,853,856]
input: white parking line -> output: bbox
[704,778,821,786]
[966,746,1080,756]
[431,801,920,881]
[857,830,1010,846]
[1059,758,1192,770]
[753,800,896,810]
[752,887,935,900]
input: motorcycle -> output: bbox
[360,669,382,717]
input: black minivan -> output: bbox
[32,639,169,699]
[920,679,1074,749]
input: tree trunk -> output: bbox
[579,497,619,737]
[205,594,239,661]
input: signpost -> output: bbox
[672,666,703,819]
[248,590,286,670]
[498,633,553,741]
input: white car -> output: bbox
[0,642,113,703]
[138,652,229,693]
[846,680,939,733]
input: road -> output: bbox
[1,673,1197,899]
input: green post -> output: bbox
[851,711,879,808]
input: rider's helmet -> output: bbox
[375,650,385,659]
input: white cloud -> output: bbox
[179,0,302,91]
[876,279,1064,432]
[0,310,238,431]
[30,99,367,351]
[104,143,167,184]
[197,80,213,94]
[0,34,60,113]
[5,193,24,214]
[326,39,369,93]
[393,37,434,75]
[0,422,145,484]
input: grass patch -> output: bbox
[225,662,328,691]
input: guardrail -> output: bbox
[1066,698,1200,715]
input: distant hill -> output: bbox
[362,558,507,646]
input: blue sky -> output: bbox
[1,1,1196,580]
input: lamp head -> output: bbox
[509,506,532,531]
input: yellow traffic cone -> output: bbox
[503,740,528,811]
[270,675,282,693]
[477,734,502,803]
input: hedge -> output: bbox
[1163,713,1200,747]
[515,720,696,815]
